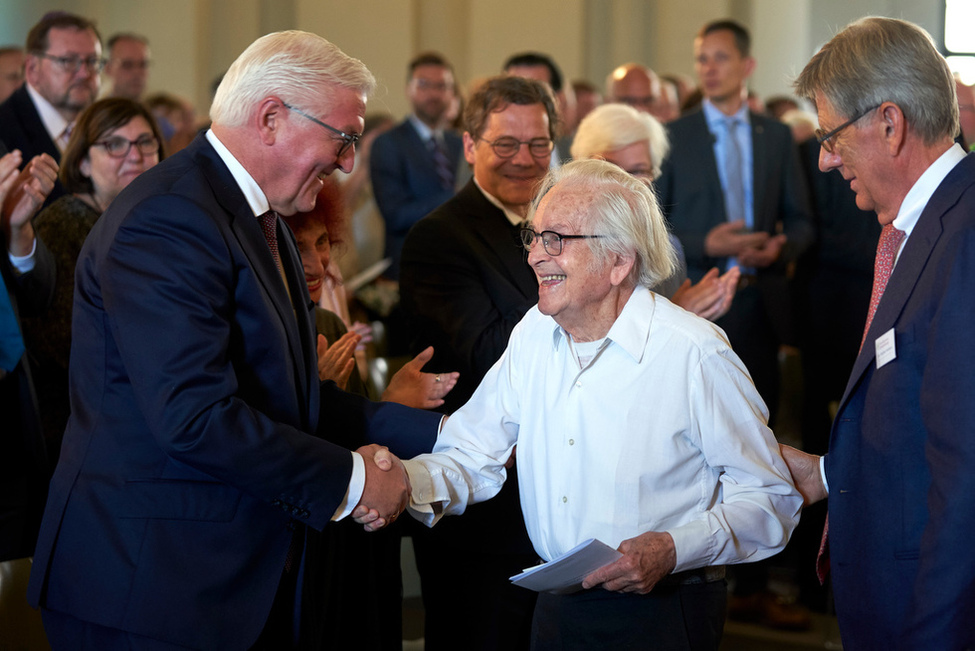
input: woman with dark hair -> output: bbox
[25,98,164,463]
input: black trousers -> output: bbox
[531,580,727,651]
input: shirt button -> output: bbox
[575,381,582,388]
[569,439,575,445]
[562,496,568,503]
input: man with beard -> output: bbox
[370,52,462,280]
[0,12,102,207]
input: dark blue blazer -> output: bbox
[370,118,462,279]
[26,134,440,649]
[825,152,975,650]
[0,85,66,206]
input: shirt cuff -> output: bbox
[819,454,829,495]
[8,238,37,274]
[402,458,441,527]
[331,451,365,521]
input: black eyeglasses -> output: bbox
[282,102,359,157]
[34,52,105,73]
[520,228,604,256]
[480,137,554,159]
[92,135,159,158]
[815,104,880,153]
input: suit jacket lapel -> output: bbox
[690,112,726,229]
[750,114,769,228]
[838,156,972,407]
[196,139,312,417]
[461,181,538,300]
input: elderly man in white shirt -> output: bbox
[361,158,801,650]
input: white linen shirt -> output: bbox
[404,285,801,572]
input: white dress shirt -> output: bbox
[404,286,801,572]
[26,82,71,151]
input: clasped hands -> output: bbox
[704,219,787,269]
[352,444,410,532]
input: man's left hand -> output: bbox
[581,531,677,594]
[737,233,786,268]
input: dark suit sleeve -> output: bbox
[319,381,440,458]
[772,127,814,265]
[906,226,975,646]
[97,194,355,530]
[8,236,55,317]
[370,129,456,236]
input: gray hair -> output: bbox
[794,16,958,145]
[210,30,376,127]
[528,159,676,289]
[570,103,670,178]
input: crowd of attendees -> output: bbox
[3,8,975,650]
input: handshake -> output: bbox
[352,444,410,532]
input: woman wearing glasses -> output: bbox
[570,102,739,320]
[25,98,164,462]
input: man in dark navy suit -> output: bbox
[27,31,440,650]
[785,17,975,650]
[370,52,462,280]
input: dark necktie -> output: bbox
[429,135,454,190]
[818,222,906,583]
[0,280,24,373]
[259,210,282,268]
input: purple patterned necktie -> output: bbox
[430,135,454,190]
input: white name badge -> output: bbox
[875,328,896,369]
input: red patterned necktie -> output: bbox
[259,210,281,268]
[860,222,906,351]
[818,222,906,583]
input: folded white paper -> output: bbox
[510,538,622,594]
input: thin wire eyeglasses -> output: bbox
[34,52,106,73]
[815,104,881,153]
[520,228,604,256]
[92,135,160,158]
[479,137,554,159]
[281,102,360,157]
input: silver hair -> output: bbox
[210,30,376,128]
[527,159,676,289]
[570,103,670,178]
[794,16,958,145]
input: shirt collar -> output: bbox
[409,114,438,143]
[473,177,525,226]
[702,98,749,131]
[548,285,654,363]
[205,129,270,218]
[892,143,967,239]
[26,81,69,145]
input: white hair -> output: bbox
[570,103,670,178]
[210,30,376,127]
[528,159,676,289]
